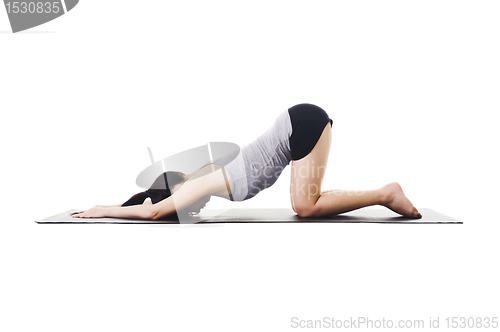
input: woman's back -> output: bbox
[209,110,293,201]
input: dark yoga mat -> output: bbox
[36,208,461,224]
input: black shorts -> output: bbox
[288,103,333,161]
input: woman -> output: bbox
[72,103,422,220]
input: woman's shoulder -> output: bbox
[189,163,233,197]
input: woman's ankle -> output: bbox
[378,184,394,206]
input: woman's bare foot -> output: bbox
[380,182,422,218]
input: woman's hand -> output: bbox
[72,207,108,218]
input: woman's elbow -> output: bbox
[147,207,161,220]
[148,207,174,220]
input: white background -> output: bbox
[1,1,499,331]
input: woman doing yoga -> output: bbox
[72,103,422,220]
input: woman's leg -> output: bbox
[290,123,422,218]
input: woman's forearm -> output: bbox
[97,168,219,220]
[106,204,156,220]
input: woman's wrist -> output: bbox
[106,207,119,218]
[95,204,122,208]
[105,205,155,219]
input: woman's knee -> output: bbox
[292,199,318,218]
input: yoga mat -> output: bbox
[36,208,461,224]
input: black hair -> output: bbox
[122,171,186,207]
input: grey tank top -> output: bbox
[208,110,293,201]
